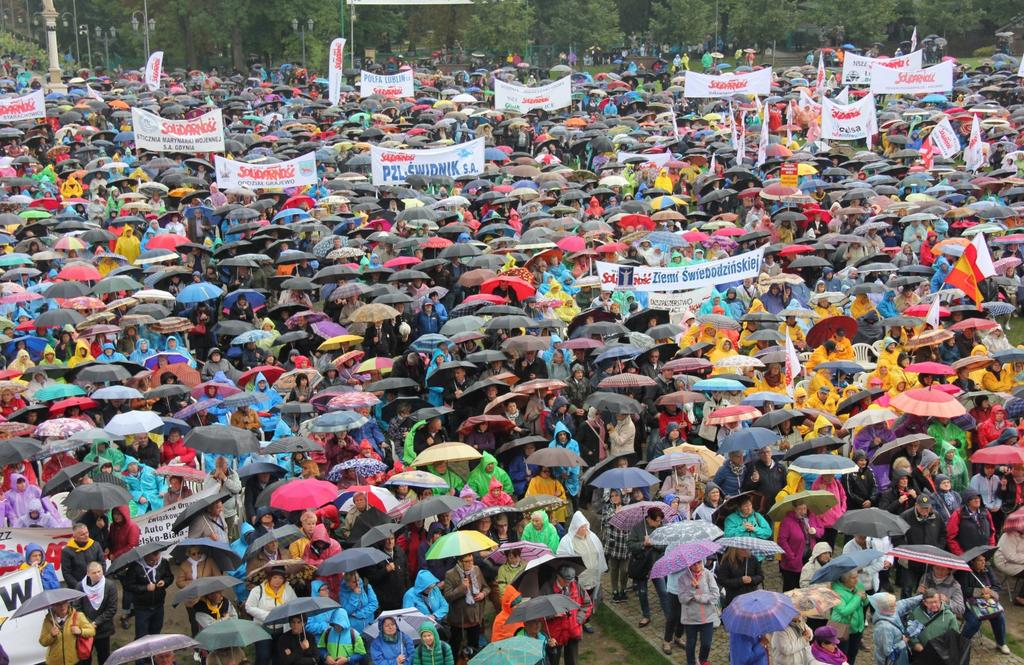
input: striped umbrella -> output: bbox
[608,501,679,531]
[598,373,657,389]
[722,590,798,637]
[717,536,784,556]
[787,454,858,475]
[888,545,971,572]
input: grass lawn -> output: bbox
[584,604,672,665]
[1004,317,1024,347]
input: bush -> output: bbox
[972,46,996,58]
[0,33,47,67]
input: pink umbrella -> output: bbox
[270,479,339,511]
[556,236,586,252]
[649,539,722,579]
[608,501,679,531]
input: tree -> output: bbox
[649,0,714,46]
[801,0,898,44]
[547,0,622,50]
[462,0,536,57]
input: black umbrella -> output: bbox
[363,377,420,392]
[360,522,405,548]
[317,547,389,576]
[108,541,175,577]
[263,596,340,626]
[870,433,935,465]
[782,436,845,461]
[511,555,586,597]
[0,436,42,465]
[834,508,910,538]
[72,362,132,384]
[244,525,305,560]
[262,436,322,455]
[347,508,392,548]
[185,424,260,455]
[836,388,884,416]
[507,593,581,623]
[584,392,643,415]
[10,588,86,619]
[171,490,231,533]
[753,409,805,430]
[496,435,549,457]
[41,460,97,495]
[64,482,132,511]
[400,495,464,525]
[171,575,239,606]
[236,461,288,479]
[169,538,243,572]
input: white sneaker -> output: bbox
[999,645,1011,655]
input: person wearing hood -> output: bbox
[122,456,165,516]
[411,622,454,665]
[339,572,378,634]
[83,440,125,473]
[403,569,449,623]
[20,543,60,590]
[77,560,118,665]
[370,615,416,665]
[3,472,42,525]
[108,505,140,561]
[95,342,128,363]
[317,608,367,665]
[868,592,920,665]
[712,451,746,497]
[522,509,560,553]
[201,348,240,383]
[800,541,833,588]
[66,338,94,367]
[249,372,283,433]
[492,584,525,643]
[977,403,1011,448]
[549,421,581,505]
[301,523,343,597]
[466,451,514,499]
[693,482,723,522]
[557,511,608,620]
[129,338,156,365]
[114,225,141,264]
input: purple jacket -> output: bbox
[777,510,823,573]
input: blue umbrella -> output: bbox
[221,289,266,311]
[810,549,884,584]
[814,361,865,374]
[309,410,367,433]
[272,208,310,223]
[693,377,745,392]
[787,453,858,475]
[741,392,793,407]
[921,94,948,104]
[410,333,450,351]
[645,231,688,247]
[722,590,798,637]
[231,330,273,346]
[317,547,389,576]
[177,282,225,304]
[719,427,780,455]
[484,147,508,161]
[591,467,659,489]
[161,418,192,435]
[595,346,642,364]
[4,335,49,361]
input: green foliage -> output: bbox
[973,45,996,57]
[462,0,536,56]
[800,0,898,43]
[547,0,622,50]
[0,33,46,64]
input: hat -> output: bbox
[868,592,896,614]
[915,494,931,508]
[666,422,680,433]
[851,450,867,462]
[813,626,839,644]
[919,449,939,468]
[962,487,981,503]
[209,348,222,356]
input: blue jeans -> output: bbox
[963,608,1006,645]
[683,622,713,665]
[635,576,668,619]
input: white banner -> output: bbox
[215,153,318,190]
[370,138,485,186]
[359,70,414,98]
[0,567,47,665]
[841,50,922,85]
[145,51,164,91]
[798,89,821,112]
[1018,56,1024,78]
[494,76,572,113]
[929,117,961,158]
[596,246,765,293]
[870,60,953,94]
[821,93,877,141]
[648,287,713,324]
[0,89,45,124]
[616,151,672,168]
[131,107,225,153]
[683,68,772,98]
[328,38,347,105]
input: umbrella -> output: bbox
[170,490,231,533]
[400,495,465,525]
[426,531,497,559]
[525,447,587,468]
[0,436,42,466]
[317,547,390,576]
[971,445,1024,466]
[787,454,858,475]
[608,501,679,531]
[890,387,966,418]
[359,522,405,548]
[103,634,200,665]
[510,554,586,596]
[263,596,340,626]
[185,424,260,455]
[169,538,242,573]
[469,636,544,664]
[649,520,724,547]
[486,541,553,565]
[195,618,271,651]
[766,490,838,521]
[10,588,86,619]
[590,467,659,489]
[64,482,132,511]
[270,478,339,511]
[870,433,935,465]
[644,452,703,474]
[411,442,482,467]
[362,607,432,640]
[785,585,843,619]
[810,549,885,583]
[171,575,239,606]
[716,536,784,556]
[649,539,722,579]
[41,460,97,495]
[107,541,175,577]
[719,427,780,454]
[888,545,972,571]
[832,509,911,540]
[721,590,798,637]
[843,408,898,429]
[806,316,857,348]
[383,470,451,490]
[505,594,581,623]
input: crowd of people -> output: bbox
[0,44,1021,665]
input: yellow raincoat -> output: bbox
[67,339,94,368]
[114,226,141,265]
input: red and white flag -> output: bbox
[144,51,163,92]
[919,136,936,170]
[784,328,802,397]
[971,233,996,279]
[965,114,986,172]
[815,52,826,95]
[327,38,346,106]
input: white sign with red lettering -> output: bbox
[841,50,922,85]
[821,93,877,141]
[683,68,772,98]
[131,107,225,152]
[359,70,414,98]
[370,138,485,186]
[869,60,953,94]
[0,89,45,123]
[328,38,347,105]
[214,152,318,189]
[929,117,961,158]
[145,51,163,91]
[494,76,572,113]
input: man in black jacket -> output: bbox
[363,534,410,611]
[60,523,105,591]
[844,450,880,509]
[123,549,175,640]
[897,494,946,597]
[741,447,788,512]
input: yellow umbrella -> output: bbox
[797,163,818,176]
[411,442,482,467]
[426,531,497,559]
[664,443,723,476]
[317,334,365,351]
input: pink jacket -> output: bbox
[777,511,823,572]
[811,476,846,528]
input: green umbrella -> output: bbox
[195,619,270,651]
[34,383,87,402]
[18,209,52,220]
[766,490,837,522]
[469,636,545,665]
[425,531,497,560]
[93,275,144,295]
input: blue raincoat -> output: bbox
[338,576,379,633]
[401,569,449,622]
[250,372,283,432]
[129,339,156,365]
[122,455,165,516]
[549,422,581,498]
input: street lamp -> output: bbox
[291,18,313,69]
[78,23,91,69]
[94,25,114,70]
[130,8,153,57]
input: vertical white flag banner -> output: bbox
[145,51,163,91]
[965,114,986,172]
[972,234,996,279]
[815,52,826,95]
[925,296,941,330]
[85,83,104,102]
[1019,55,1024,78]
[910,27,918,53]
[756,104,769,166]
[328,38,346,105]
[784,328,802,397]
[928,117,962,159]
[834,87,850,104]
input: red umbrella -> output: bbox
[457,415,516,435]
[617,214,654,231]
[779,244,815,256]
[480,276,536,300]
[705,404,762,425]
[598,373,657,389]
[58,263,101,281]
[384,256,421,268]
[971,445,1024,466]
[463,293,507,305]
[281,194,316,210]
[890,388,967,418]
[513,378,567,394]
[270,478,338,511]
[238,365,286,388]
[904,362,955,376]
[904,303,949,318]
[422,237,452,249]
[682,231,710,242]
[557,338,604,350]
[146,234,190,251]
[664,357,712,373]
[714,227,747,237]
[595,242,628,253]
[949,318,999,332]
[49,397,98,414]
[806,316,858,348]
[556,237,586,253]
